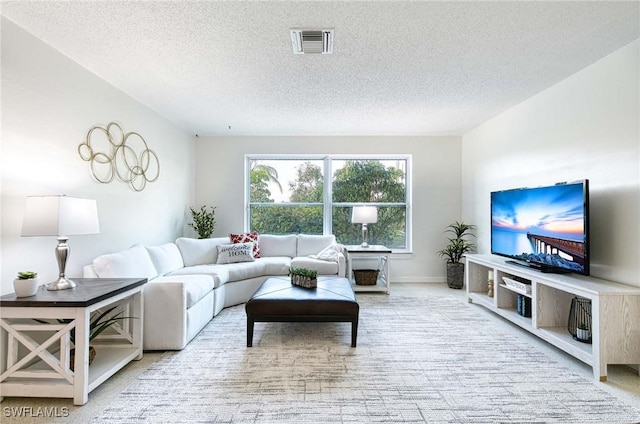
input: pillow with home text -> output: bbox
[216,242,255,264]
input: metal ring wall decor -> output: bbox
[78,122,160,192]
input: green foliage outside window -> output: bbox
[249,158,408,248]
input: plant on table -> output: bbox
[188,205,216,239]
[437,221,476,289]
[289,267,318,288]
[17,271,38,280]
[13,271,40,297]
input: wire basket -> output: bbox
[353,269,379,285]
[568,297,592,344]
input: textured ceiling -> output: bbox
[2,1,639,136]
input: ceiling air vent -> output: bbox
[290,29,334,54]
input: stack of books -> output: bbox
[516,294,532,317]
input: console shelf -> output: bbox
[466,254,640,381]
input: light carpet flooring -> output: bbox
[2,283,639,423]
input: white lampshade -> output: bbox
[21,196,100,237]
[351,206,378,224]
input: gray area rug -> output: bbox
[94,295,640,423]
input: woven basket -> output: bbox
[354,269,379,285]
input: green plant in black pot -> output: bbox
[188,205,216,239]
[437,221,476,289]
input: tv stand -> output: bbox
[466,254,640,381]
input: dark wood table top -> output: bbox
[1,278,147,307]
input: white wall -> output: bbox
[195,136,461,283]
[461,40,639,287]
[0,18,196,294]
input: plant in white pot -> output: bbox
[437,221,476,289]
[576,322,591,342]
[13,271,40,297]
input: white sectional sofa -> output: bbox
[83,234,346,350]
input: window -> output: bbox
[246,155,411,251]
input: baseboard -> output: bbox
[393,277,446,284]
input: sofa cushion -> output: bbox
[176,237,229,266]
[297,234,337,257]
[290,256,339,275]
[93,244,157,280]
[150,274,214,308]
[257,257,292,276]
[230,231,261,258]
[259,234,297,258]
[146,243,184,276]
[216,242,255,264]
[225,261,266,282]
[168,265,230,289]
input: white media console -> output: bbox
[465,254,640,381]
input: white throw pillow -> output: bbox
[175,237,229,266]
[146,243,184,276]
[93,244,158,280]
[216,242,255,264]
[297,234,337,257]
[259,234,297,257]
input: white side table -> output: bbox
[0,278,146,405]
[345,245,391,294]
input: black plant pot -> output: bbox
[446,262,465,289]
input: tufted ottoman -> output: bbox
[245,276,359,347]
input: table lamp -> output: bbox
[351,206,377,248]
[21,196,100,290]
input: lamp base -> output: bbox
[360,242,370,248]
[47,277,76,291]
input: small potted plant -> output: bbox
[437,221,476,289]
[576,322,591,342]
[188,205,216,239]
[289,267,318,289]
[13,271,40,297]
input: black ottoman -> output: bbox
[245,276,359,347]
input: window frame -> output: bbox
[245,154,412,253]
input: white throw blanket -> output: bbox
[309,244,345,262]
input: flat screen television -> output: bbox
[490,180,590,275]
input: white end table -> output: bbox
[0,278,146,405]
[345,245,391,294]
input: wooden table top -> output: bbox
[1,278,147,307]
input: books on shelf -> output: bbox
[516,294,532,317]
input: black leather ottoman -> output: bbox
[245,276,359,347]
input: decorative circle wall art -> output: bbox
[78,122,160,191]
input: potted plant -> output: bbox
[13,271,40,297]
[289,267,318,289]
[188,205,216,239]
[36,305,136,370]
[437,221,476,289]
[576,322,591,342]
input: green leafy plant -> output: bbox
[577,322,588,331]
[36,305,136,345]
[17,271,38,280]
[188,205,216,239]
[437,221,476,264]
[289,267,318,279]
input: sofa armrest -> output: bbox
[338,252,346,278]
[142,281,188,350]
